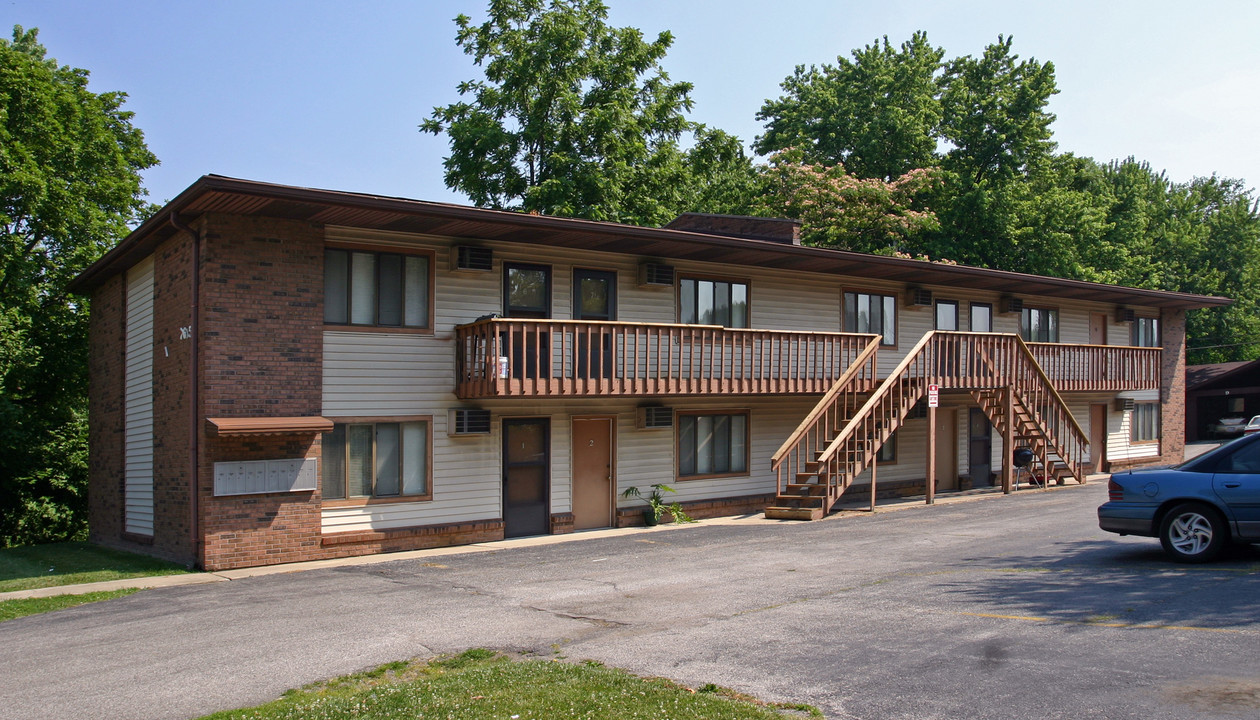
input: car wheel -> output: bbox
[1159,503,1227,563]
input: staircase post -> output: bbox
[926,404,937,504]
[870,455,878,512]
[1001,386,1015,494]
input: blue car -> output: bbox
[1098,434,1260,562]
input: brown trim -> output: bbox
[675,409,752,481]
[320,518,504,546]
[320,416,435,503]
[322,324,435,335]
[842,287,900,349]
[206,416,334,436]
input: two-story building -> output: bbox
[69,176,1230,570]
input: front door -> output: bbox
[935,408,959,491]
[1090,404,1108,474]
[503,418,550,538]
[969,408,993,486]
[572,417,614,530]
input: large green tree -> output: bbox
[422,0,753,226]
[0,26,157,546]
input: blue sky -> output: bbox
[7,0,1259,208]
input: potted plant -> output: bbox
[620,484,695,526]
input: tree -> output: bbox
[0,26,157,546]
[423,0,748,226]
[754,32,945,181]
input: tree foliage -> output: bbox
[422,0,753,226]
[0,26,157,546]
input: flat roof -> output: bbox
[69,174,1233,311]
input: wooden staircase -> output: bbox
[767,331,1089,520]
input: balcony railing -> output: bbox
[454,318,879,399]
[1027,342,1162,391]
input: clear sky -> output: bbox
[7,0,1259,209]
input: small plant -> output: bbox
[620,484,695,525]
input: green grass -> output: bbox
[200,649,821,719]
[0,588,141,623]
[0,541,190,592]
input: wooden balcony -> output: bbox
[1027,342,1162,391]
[454,318,879,399]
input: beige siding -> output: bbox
[124,256,155,536]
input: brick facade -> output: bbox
[87,274,126,548]
[1160,309,1188,465]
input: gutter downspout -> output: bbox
[170,213,202,569]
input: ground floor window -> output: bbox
[877,431,896,463]
[322,420,431,501]
[1131,403,1160,443]
[678,411,749,478]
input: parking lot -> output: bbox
[2,480,1257,720]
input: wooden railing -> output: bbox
[454,318,879,398]
[1027,343,1161,391]
[781,332,1090,511]
[769,336,881,500]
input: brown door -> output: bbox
[503,418,550,538]
[1089,313,1107,345]
[1090,404,1108,473]
[935,409,959,491]
[572,417,613,530]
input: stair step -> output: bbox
[786,483,828,496]
[765,506,825,521]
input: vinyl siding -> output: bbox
[124,256,155,536]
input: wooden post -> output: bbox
[926,404,937,504]
[1001,386,1015,494]
[870,455,878,512]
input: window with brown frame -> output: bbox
[324,248,432,329]
[677,410,749,478]
[321,419,431,501]
[1130,403,1160,443]
[1131,317,1160,347]
[679,276,749,328]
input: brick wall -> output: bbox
[1160,309,1187,464]
[87,274,126,548]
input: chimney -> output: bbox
[664,213,802,245]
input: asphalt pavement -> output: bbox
[2,481,1257,720]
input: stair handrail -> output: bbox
[815,330,940,468]
[770,334,881,468]
[1012,335,1088,443]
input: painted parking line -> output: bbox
[955,611,1248,634]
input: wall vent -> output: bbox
[907,287,933,307]
[1115,397,1135,412]
[1001,296,1024,314]
[638,406,673,429]
[452,245,493,272]
[449,408,492,435]
[639,263,675,287]
[1115,307,1137,323]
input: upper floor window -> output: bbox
[680,277,748,328]
[1131,317,1160,347]
[970,303,992,332]
[322,420,431,501]
[844,291,896,346]
[504,263,552,318]
[1021,307,1059,343]
[935,300,958,331]
[324,249,431,328]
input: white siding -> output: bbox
[124,257,155,536]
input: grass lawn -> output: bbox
[200,649,820,720]
[0,541,190,592]
[0,588,141,623]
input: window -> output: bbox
[970,303,992,332]
[1021,307,1059,343]
[324,249,431,328]
[1131,317,1160,347]
[322,420,430,500]
[844,291,897,345]
[678,411,749,477]
[504,263,551,318]
[680,277,748,328]
[1130,404,1160,443]
[877,432,896,463]
[935,300,958,331]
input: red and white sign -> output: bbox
[927,384,940,408]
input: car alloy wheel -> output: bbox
[1159,502,1226,563]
